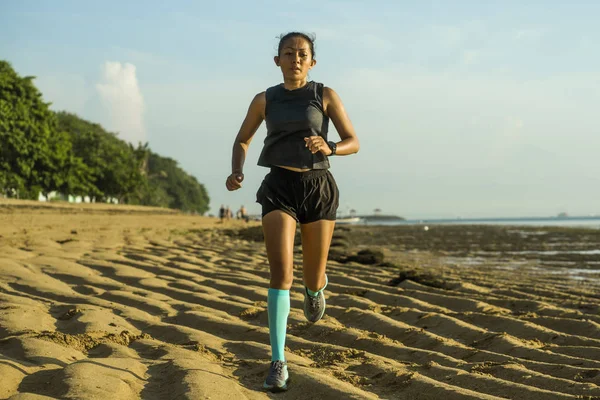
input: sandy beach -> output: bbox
[1,199,599,400]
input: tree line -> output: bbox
[0,60,209,214]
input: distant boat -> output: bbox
[336,216,361,225]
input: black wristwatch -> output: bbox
[327,141,337,156]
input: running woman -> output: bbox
[225,32,360,392]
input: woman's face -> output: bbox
[275,36,316,81]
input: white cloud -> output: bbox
[96,61,145,144]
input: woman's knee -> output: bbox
[269,265,294,289]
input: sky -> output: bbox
[2,0,599,219]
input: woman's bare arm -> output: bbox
[226,92,266,191]
[323,87,360,155]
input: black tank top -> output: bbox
[257,81,330,170]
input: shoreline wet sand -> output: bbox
[1,200,599,399]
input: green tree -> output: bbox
[0,61,89,198]
[56,111,145,202]
[2,60,210,212]
[139,152,210,214]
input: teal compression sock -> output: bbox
[306,274,328,297]
[267,288,290,362]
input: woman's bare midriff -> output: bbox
[275,165,311,172]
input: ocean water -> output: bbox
[362,217,600,229]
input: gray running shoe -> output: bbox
[303,287,326,323]
[263,360,289,392]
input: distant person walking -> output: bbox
[238,205,249,222]
[225,32,360,392]
[219,204,226,223]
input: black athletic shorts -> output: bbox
[256,167,339,224]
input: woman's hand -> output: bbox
[304,136,332,155]
[226,172,244,191]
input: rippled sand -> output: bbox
[1,199,599,399]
